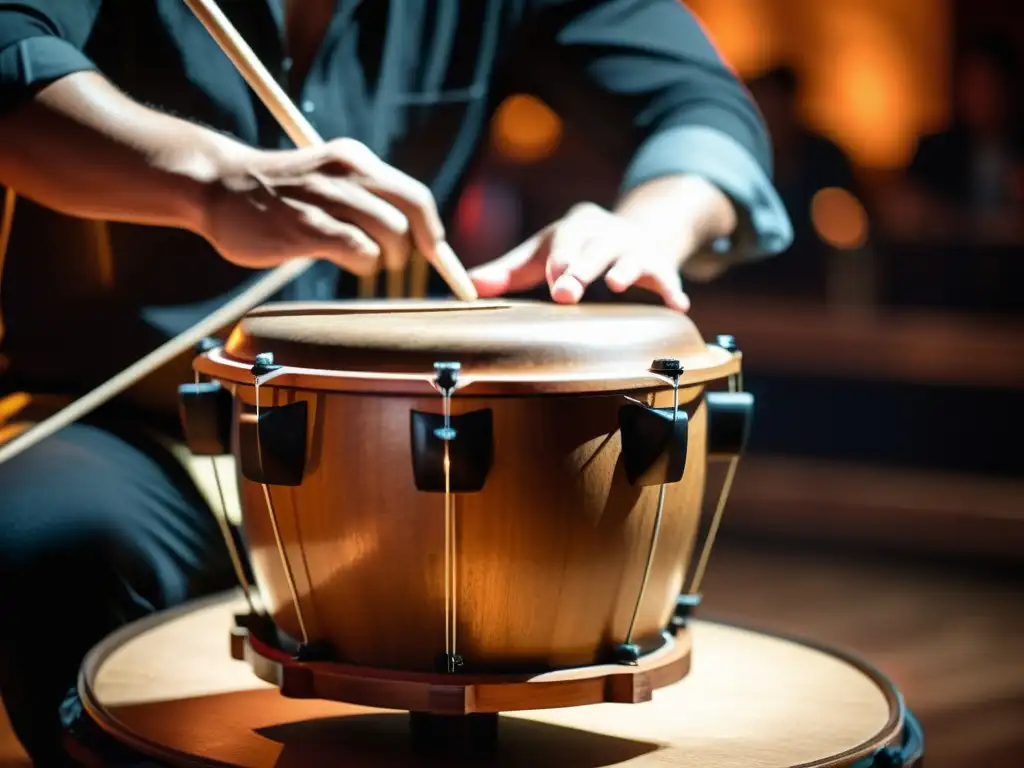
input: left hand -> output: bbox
[467,202,692,312]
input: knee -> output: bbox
[0,445,146,608]
[0,424,216,614]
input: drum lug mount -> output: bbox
[236,353,309,487]
[177,379,233,456]
[706,333,754,463]
[669,594,703,635]
[177,336,233,456]
[294,638,336,662]
[410,361,494,493]
[232,613,336,663]
[707,391,754,460]
[434,651,465,674]
[618,358,690,487]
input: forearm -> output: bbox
[0,71,250,233]
[615,174,737,270]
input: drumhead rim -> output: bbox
[192,343,741,395]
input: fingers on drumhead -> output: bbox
[604,255,644,292]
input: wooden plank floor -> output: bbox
[2,536,1021,767]
[699,537,1024,768]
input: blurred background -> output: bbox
[448,0,1024,559]
[1,1,1021,765]
[445,1,1024,765]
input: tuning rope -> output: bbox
[193,373,258,615]
[622,375,680,650]
[686,455,738,596]
[684,368,742,598]
[253,366,311,645]
[433,380,460,672]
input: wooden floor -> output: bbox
[2,536,1021,767]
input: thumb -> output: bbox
[468,230,550,297]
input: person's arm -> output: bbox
[0,71,249,233]
[0,2,253,231]
[0,2,458,280]
[516,0,792,281]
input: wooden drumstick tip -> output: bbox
[434,242,478,302]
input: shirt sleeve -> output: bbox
[517,0,793,279]
[0,1,103,116]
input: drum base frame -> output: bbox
[229,611,692,718]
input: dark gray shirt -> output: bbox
[0,0,791,400]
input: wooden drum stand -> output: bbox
[74,591,924,767]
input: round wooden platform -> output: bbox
[78,591,921,767]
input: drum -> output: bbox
[73,591,925,767]
[177,299,754,715]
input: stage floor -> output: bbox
[2,535,1021,767]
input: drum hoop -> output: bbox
[77,590,249,767]
[706,617,908,768]
[78,591,911,768]
[193,345,741,396]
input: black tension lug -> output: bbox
[713,334,738,353]
[177,380,233,456]
[649,358,683,378]
[194,336,223,356]
[250,351,280,378]
[294,639,336,662]
[669,593,703,635]
[233,611,278,647]
[237,400,308,486]
[609,642,642,665]
[433,361,461,394]
[619,357,689,487]
[619,405,689,487]
[706,391,755,460]
[410,361,493,493]
[432,361,461,441]
[410,409,493,492]
[434,652,465,674]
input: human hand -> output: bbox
[199,138,453,277]
[467,202,691,311]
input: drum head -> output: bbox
[198,300,738,394]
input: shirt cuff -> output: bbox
[0,36,98,116]
[620,124,794,280]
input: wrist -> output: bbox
[148,128,256,238]
[616,175,737,268]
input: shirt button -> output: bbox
[302,100,315,114]
[282,57,293,73]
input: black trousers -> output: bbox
[0,417,235,765]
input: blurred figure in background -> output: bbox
[905,33,1024,237]
[719,66,857,300]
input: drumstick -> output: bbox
[0,257,309,465]
[0,1,475,468]
[409,251,430,298]
[184,0,477,302]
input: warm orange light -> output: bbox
[491,94,563,163]
[811,187,869,249]
[686,0,777,77]
[688,0,949,170]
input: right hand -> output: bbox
[199,138,450,277]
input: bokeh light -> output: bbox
[491,94,563,163]
[811,187,870,249]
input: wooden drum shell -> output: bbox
[230,382,708,674]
